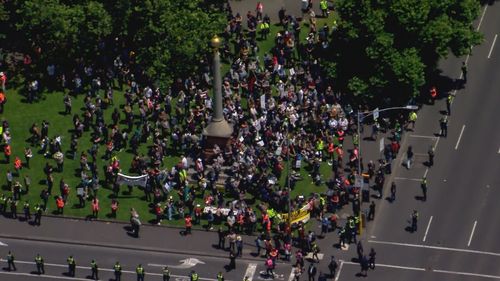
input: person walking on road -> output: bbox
[266,257,274,278]
[461,62,467,83]
[216,271,224,281]
[163,267,171,281]
[328,256,338,277]
[136,264,145,281]
[427,147,434,167]
[359,255,369,277]
[446,93,454,116]
[369,248,377,269]
[440,116,448,137]
[218,227,226,250]
[421,177,428,201]
[411,210,419,232]
[356,241,364,262]
[35,253,45,274]
[67,255,76,277]
[190,270,199,281]
[368,201,376,221]
[6,251,16,271]
[406,146,414,169]
[228,250,236,270]
[390,182,396,202]
[308,263,317,281]
[114,261,122,281]
[90,259,99,280]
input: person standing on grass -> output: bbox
[91,197,99,218]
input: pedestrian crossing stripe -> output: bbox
[305,253,324,260]
[341,244,349,251]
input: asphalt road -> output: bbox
[340,2,500,281]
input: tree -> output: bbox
[324,0,483,104]
[126,0,226,87]
[14,0,112,64]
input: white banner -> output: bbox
[117,173,148,187]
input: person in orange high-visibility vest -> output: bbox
[56,196,65,214]
[185,215,193,235]
[4,144,11,163]
[262,212,270,231]
[14,156,22,173]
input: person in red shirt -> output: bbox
[110,199,118,218]
[91,198,99,218]
[185,215,192,235]
[14,156,22,174]
[4,144,11,163]
[0,91,5,113]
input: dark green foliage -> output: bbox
[324,0,483,103]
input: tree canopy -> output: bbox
[1,0,225,86]
[324,0,483,104]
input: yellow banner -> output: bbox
[279,205,311,224]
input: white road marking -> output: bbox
[465,54,470,65]
[342,260,500,279]
[455,125,465,150]
[423,216,433,242]
[334,260,344,281]
[245,263,258,281]
[287,266,295,281]
[0,258,218,281]
[394,177,421,182]
[477,5,488,31]
[468,220,477,247]
[0,271,90,281]
[434,269,500,280]
[498,147,500,154]
[0,240,7,246]
[423,168,429,178]
[368,239,500,257]
[409,135,438,139]
[488,34,497,59]
[341,261,425,271]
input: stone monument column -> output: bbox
[203,35,233,160]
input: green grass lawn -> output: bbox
[0,15,338,228]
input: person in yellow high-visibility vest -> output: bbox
[320,0,328,18]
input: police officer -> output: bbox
[136,264,145,281]
[191,270,199,281]
[114,261,122,281]
[338,227,346,248]
[421,177,427,201]
[6,251,16,271]
[217,271,224,281]
[163,266,170,281]
[35,253,45,274]
[67,255,76,277]
[34,203,42,225]
[91,259,99,280]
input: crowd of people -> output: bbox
[0,1,415,279]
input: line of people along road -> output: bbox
[3,250,171,281]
